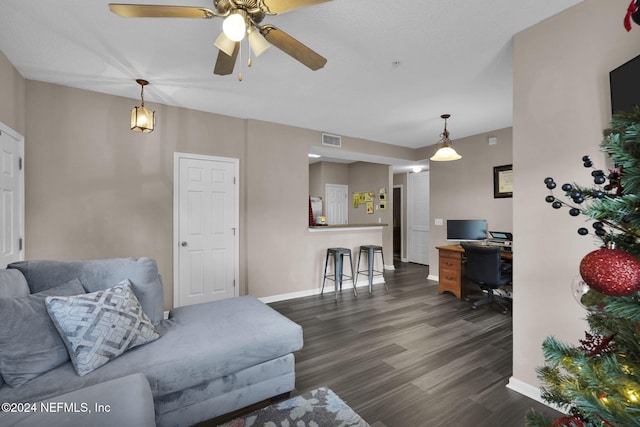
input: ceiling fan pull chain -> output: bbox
[238,41,243,81]
[247,32,253,68]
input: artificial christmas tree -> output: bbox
[526,107,640,427]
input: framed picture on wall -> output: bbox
[493,164,513,198]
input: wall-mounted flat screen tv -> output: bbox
[610,54,640,114]
[446,219,487,241]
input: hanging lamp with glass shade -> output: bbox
[131,79,155,133]
[430,114,461,161]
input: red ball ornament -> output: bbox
[579,248,640,296]
[552,416,584,427]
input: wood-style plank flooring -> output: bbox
[265,261,560,427]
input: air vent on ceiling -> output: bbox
[322,133,341,148]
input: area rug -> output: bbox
[217,387,370,427]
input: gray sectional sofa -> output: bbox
[0,258,304,427]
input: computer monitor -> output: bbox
[446,219,487,242]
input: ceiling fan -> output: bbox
[109,0,330,78]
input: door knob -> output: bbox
[181,241,188,247]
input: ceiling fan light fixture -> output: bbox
[430,114,461,161]
[214,32,236,56]
[247,26,270,57]
[222,11,247,42]
[130,79,155,133]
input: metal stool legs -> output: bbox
[321,248,356,301]
[356,245,388,293]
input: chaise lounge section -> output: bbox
[0,257,303,426]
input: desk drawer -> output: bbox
[439,257,461,271]
[439,267,460,287]
[438,267,463,298]
[439,249,462,261]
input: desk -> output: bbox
[436,244,512,299]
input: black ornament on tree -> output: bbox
[543,155,626,241]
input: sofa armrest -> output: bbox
[0,373,155,427]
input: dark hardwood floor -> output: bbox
[265,261,560,427]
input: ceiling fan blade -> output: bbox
[213,43,240,75]
[260,25,326,70]
[259,0,331,14]
[109,4,215,19]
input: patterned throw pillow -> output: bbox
[45,279,160,376]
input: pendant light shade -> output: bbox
[430,114,461,161]
[131,79,155,133]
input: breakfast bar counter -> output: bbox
[309,223,387,232]
[303,224,389,295]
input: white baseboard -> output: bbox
[427,274,438,281]
[506,377,565,413]
[259,277,386,304]
[384,264,395,270]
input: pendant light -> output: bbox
[131,79,155,133]
[430,114,461,161]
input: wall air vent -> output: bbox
[322,133,342,148]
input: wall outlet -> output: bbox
[434,218,443,226]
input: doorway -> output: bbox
[325,184,348,225]
[0,123,24,268]
[407,171,429,265]
[393,186,402,260]
[173,153,239,307]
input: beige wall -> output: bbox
[308,161,349,216]
[347,162,394,263]
[0,51,25,136]
[23,80,248,303]
[308,160,394,261]
[0,65,418,307]
[512,0,640,390]
[308,162,322,203]
[429,127,513,277]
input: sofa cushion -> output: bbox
[46,280,160,376]
[0,269,29,298]
[0,269,30,388]
[0,373,155,427]
[0,279,86,387]
[8,258,164,325]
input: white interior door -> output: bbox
[325,184,348,225]
[408,171,429,265]
[0,123,24,268]
[174,153,239,307]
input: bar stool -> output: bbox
[321,247,356,301]
[355,245,388,293]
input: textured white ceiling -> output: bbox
[0,0,582,166]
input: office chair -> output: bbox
[461,243,512,314]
